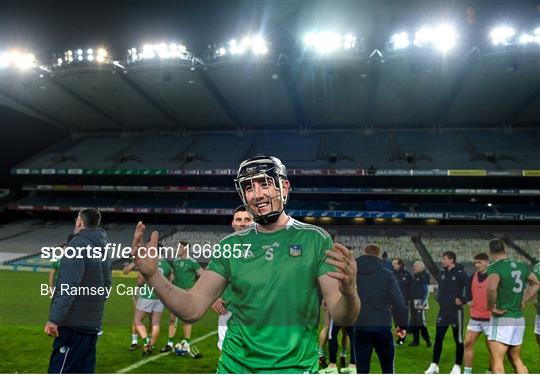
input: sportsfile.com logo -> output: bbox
[40,242,253,261]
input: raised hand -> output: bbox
[325,243,357,297]
[131,221,159,279]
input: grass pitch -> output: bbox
[1,270,538,373]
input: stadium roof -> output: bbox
[1,0,539,131]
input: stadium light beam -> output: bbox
[490,26,515,45]
[303,31,356,54]
[0,51,37,70]
[413,24,456,53]
[390,32,410,50]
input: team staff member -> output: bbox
[409,261,431,347]
[392,258,412,345]
[131,156,360,373]
[45,208,111,373]
[353,244,408,374]
[425,252,469,375]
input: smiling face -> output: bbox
[242,176,290,219]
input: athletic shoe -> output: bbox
[409,342,419,347]
[339,366,356,374]
[340,356,347,368]
[319,356,328,369]
[425,363,439,374]
[450,365,461,374]
[129,343,138,351]
[397,338,405,345]
[319,366,339,374]
[160,344,172,353]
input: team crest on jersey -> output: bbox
[289,245,302,257]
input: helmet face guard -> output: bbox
[234,156,289,225]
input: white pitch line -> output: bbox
[116,330,218,373]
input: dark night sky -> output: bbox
[0,0,539,183]
[1,0,539,60]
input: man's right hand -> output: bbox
[492,306,508,315]
[211,298,228,315]
[131,221,159,279]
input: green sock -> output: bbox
[318,347,324,356]
[143,337,150,345]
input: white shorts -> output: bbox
[467,318,490,335]
[136,298,164,313]
[487,316,525,346]
[535,315,540,336]
[217,312,232,351]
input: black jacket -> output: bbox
[49,228,112,334]
[410,270,430,304]
[435,263,469,311]
[355,255,408,329]
[393,268,412,302]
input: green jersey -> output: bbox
[171,257,201,289]
[487,258,531,318]
[534,262,540,315]
[207,217,334,374]
[140,259,171,299]
[221,285,233,307]
[50,258,61,285]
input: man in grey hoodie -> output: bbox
[44,208,111,373]
[353,243,408,374]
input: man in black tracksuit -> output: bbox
[45,208,112,373]
[425,251,470,375]
[409,261,431,347]
[391,258,412,345]
[354,244,408,374]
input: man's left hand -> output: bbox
[44,321,59,337]
[325,244,357,297]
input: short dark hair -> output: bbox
[489,238,505,254]
[364,243,381,256]
[474,253,489,261]
[382,251,388,260]
[234,205,248,214]
[180,240,189,246]
[78,208,101,228]
[442,251,457,263]
[393,258,405,267]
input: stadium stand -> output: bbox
[15,130,540,171]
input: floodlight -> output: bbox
[433,24,456,52]
[391,32,410,49]
[490,26,515,45]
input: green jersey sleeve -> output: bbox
[316,232,335,278]
[206,239,231,280]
